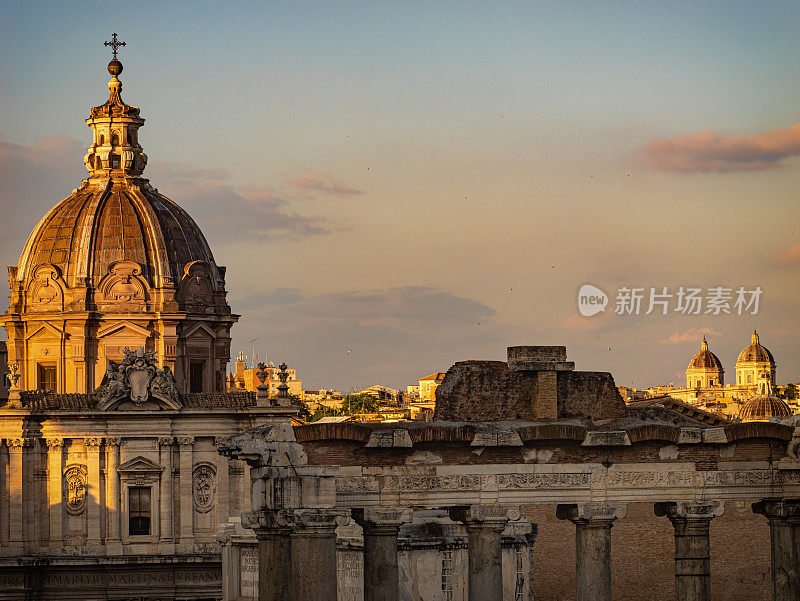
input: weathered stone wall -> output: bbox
[433,360,626,422]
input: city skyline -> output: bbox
[1,2,798,390]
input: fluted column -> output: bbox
[557,502,627,601]
[84,437,103,546]
[105,437,121,552]
[7,438,25,551]
[158,436,174,550]
[450,505,518,601]
[655,501,724,601]
[753,499,800,601]
[215,436,230,526]
[352,507,412,601]
[177,436,195,548]
[45,438,64,549]
[289,508,350,601]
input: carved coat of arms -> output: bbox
[94,347,181,409]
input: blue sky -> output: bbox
[1,1,799,389]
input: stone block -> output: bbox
[581,431,631,447]
[702,428,728,444]
[678,428,703,444]
[365,429,413,448]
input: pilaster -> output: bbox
[177,435,194,549]
[45,438,64,549]
[105,437,122,553]
[158,436,174,552]
[84,437,103,548]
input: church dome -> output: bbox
[12,57,224,299]
[739,394,792,422]
[737,331,775,365]
[688,338,723,370]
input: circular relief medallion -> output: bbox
[63,465,87,515]
[192,464,216,513]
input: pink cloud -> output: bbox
[283,169,364,196]
[776,243,800,265]
[643,123,800,173]
[659,327,721,345]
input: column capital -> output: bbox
[84,437,103,449]
[449,504,521,527]
[352,507,412,533]
[655,500,725,522]
[177,435,195,446]
[6,437,32,451]
[45,437,64,449]
[556,502,627,525]
[288,508,350,534]
[753,498,800,522]
[106,436,121,447]
[158,436,174,446]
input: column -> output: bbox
[177,436,194,548]
[7,438,25,552]
[105,437,122,552]
[215,436,230,526]
[753,499,800,601]
[352,507,412,601]
[158,436,174,549]
[289,508,350,601]
[655,501,724,601]
[449,505,517,601]
[84,437,103,546]
[526,523,538,601]
[45,438,64,549]
[242,509,293,601]
[556,502,627,601]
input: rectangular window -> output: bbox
[37,364,57,391]
[190,362,204,393]
[128,486,151,535]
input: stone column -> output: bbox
[655,501,724,601]
[158,436,174,549]
[352,507,412,601]
[526,523,539,601]
[288,508,350,601]
[556,502,627,601]
[45,438,64,549]
[215,436,230,526]
[753,499,800,601]
[177,436,195,548]
[243,509,294,601]
[105,437,121,552]
[7,438,25,552]
[84,437,103,547]
[450,505,518,601]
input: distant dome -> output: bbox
[688,338,723,370]
[739,394,792,422]
[737,331,775,365]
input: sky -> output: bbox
[1,1,798,391]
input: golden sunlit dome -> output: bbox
[737,330,775,365]
[688,337,723,371]
[739,393,792,422]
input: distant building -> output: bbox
[228,352,303,399]
[418,372,446,403]
[358,384,403,402]
[406,383,420,398]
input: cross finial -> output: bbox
[104,33,126,60]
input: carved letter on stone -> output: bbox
[192,464,216,513]
[63,465,88,515]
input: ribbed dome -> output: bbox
[739,394,792,422]
[737,331,775,365]
[688,338,723,370]
[15,182,221,291]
